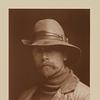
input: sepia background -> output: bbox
[9,9,90,100]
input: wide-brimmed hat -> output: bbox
[21,19,81,64]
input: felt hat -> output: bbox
[22,19,81,64]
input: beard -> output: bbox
[37,62,61,79]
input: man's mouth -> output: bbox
[42,65,51,71]
[40,62,55,70]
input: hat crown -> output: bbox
[34,19,65,40]
[21,19,81,64]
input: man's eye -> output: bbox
[36,48,42,52]
[32,48,41,53]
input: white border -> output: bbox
[0,0,100,100]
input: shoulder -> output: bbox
[74,81,90,100]
[19,86,38,100]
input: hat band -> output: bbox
[34,32,68,42]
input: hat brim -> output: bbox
[22,39,81,64]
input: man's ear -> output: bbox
[63,55,68,61]
[62,49,68,61]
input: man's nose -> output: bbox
[42,52,49,61]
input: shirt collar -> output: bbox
[60,70,79,94]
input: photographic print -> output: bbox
[9,9,90,100]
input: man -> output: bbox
[19,19,89,100]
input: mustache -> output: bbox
[39,62,55,69]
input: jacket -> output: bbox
[19,72,89,100]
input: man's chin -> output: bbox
[39,65,58,79]
[40,71,54,79]
[42,74,51,79]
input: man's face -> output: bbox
[32,46,66,79]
